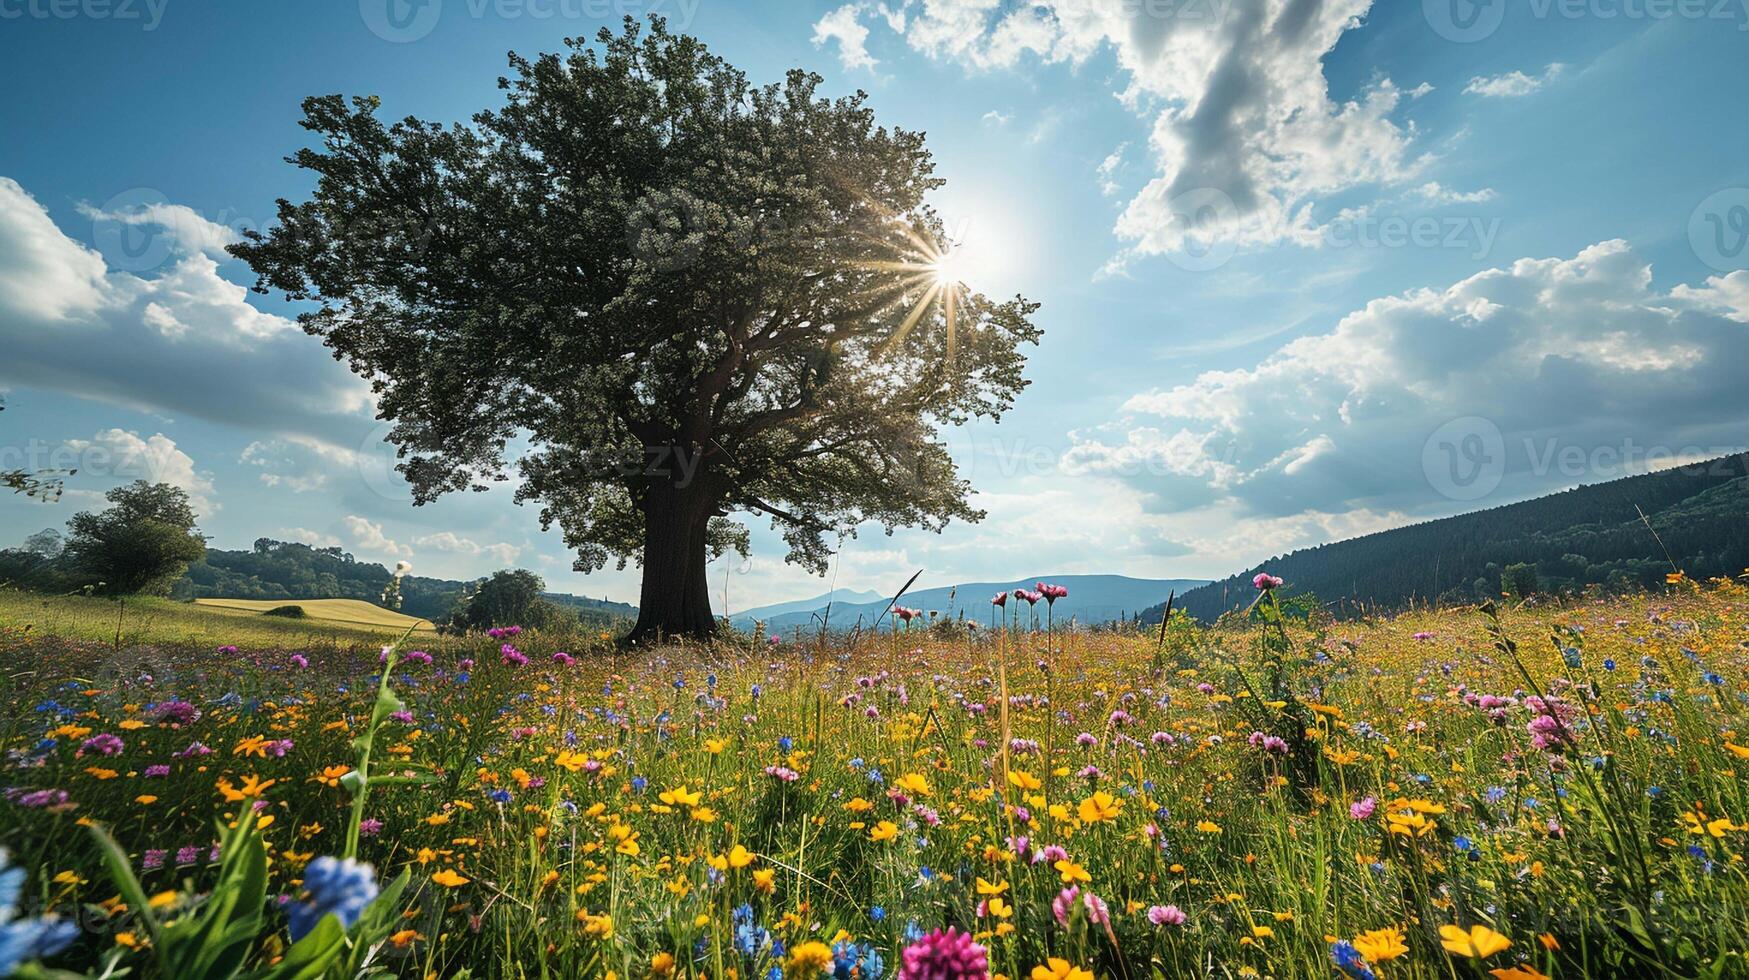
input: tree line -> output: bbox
[1146,453,1749,623]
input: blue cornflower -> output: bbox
[1330,940,1377,980]
[0,851,78,975]
[631,776,648,793]
[286,856,379,941]
[868,905,886,922]
[487,788,512,804]
[1602,658,1617,671]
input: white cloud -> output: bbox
[1671,270,1749,323]
[813,4,879,71]
[239,436,363,493]
[1072,240,1749,517]
[75,199,239,256]
[982,109,1012,126]
[0,178,109,321]
[1411,181,1496,205]
[1408,82,1434,99]
[342,515,411,558]
[1097,144,1129,197]
[0,177,373,454]
[64,428,218,517]
[1464,63,1565,98]
[412,530,522,567]
[871,0,1425,258]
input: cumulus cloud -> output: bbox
[342,515,411,558]
[412,531,523,567]
[1070,240,1749,517]
[64,428,218,517]
[238,436,366,493]
[1464,63,1564,98]
[1411,181,1497,205]
[813,4,879,71]
[0,177,373,453]
[862,0,1426,260]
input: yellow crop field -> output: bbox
[193,597,437,632]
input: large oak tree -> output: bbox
[235,17,1041,641]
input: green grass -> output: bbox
[0,590,433,648]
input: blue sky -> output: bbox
[3,0,1748,608]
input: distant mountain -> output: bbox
[731,588,886,624]
[176,538,636,625]
[735,574,1204,633]
[1145,453,1749,624]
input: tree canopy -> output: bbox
[63,481,207,596]
[234,17,1041,639]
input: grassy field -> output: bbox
[192,597,437,632]
[1,580,1746,979]
[0,590,435,649]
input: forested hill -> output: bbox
[1147,454,1749,624]
[175,539,635,623]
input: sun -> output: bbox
[929,248,969,286]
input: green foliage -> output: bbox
[1501,561,1539,598]
[447,568,564,632]
[232,16,1040,637]
[262,604,308,619]
[62,481,207,596]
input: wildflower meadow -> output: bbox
[2,576,1747,979]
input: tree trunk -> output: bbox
[626,481,717,644]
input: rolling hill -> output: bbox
[176,539,636,625]
[735,574,1205,633]
[1145,453,1749,624]
[192,597,437,632]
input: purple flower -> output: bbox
[144,764,171,778]
[896,928,988,980]
[1148,904,1187,926]
[1052,886,1110,928]
[289,654,309,669]
[142,849,167,870]
[1349,796,1377,820]
[80,734,124,757]
[1253,572,1284,591]
[151,701,201,726]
